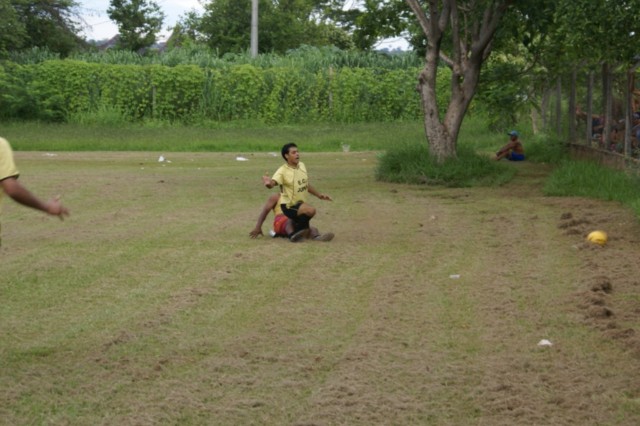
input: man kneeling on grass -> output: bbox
[262,143,333,242]
[249,193,334,241]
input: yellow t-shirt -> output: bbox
[273,201,283,216]
[0,137,20,209]
[272,162,308,208]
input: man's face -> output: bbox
[285,147,300,166]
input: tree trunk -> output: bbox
[541,88,551,131]
[555,77,562,137]
[569,69,577,143]
[587,71,594,145]
[406,0,508,163]
[416,61,478,163]
[625,69,633,156]
[530,107,539,134]
[416,69,470,162]
[603,63,613,148]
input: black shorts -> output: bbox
[281,202,302,220]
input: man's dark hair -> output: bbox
[281,143,297,160]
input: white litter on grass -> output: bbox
[43,153,57,157]
[537,339,553,347]
[269,152,278,157]
[236,156,249,161]
[449,274,461,279]
[158,155,166,162]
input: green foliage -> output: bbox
[67,104,127,126]
[28,60,98,117]
[553,0,640,66]
[96,63,153,119]
[214,64,264,121]
[0,0,27,55]
[198,0,355,54]
[107,0,165,52]
[199,0,257,53]
[351,0,411,50]
[0,61,33,119]
[12,44,421,71]
[166,11,203,49]
[8,47,61,64]
[475,57,532,131]
[8,0,84,57]
[544,160,640,217]
[148,64,205,121]
[259,67,322,123]
[376,142,515,187]
[0,57,424,124]
[523,132,568,164]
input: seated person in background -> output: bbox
[632,112,640,143]
[576,106,605,140]
[495,130,525,161]
[609,120,626,152]
[593,115,605,140]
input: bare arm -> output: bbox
[308,184,332,201]
[262,173,277,189]
[249,194,279,238]
[496,141,517,155]
[0,177,69,219]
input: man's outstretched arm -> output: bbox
[1,177,69,219]
[308,184,332,201]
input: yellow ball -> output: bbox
[587,230,608,246]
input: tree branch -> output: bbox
[406,0,433,38]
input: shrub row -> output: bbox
[0,60,452,124]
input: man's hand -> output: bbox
[262,174,273,188]
[249,227,263,238]
[45,196,70,220]
[318,193,332,201]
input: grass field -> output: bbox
[2,150,640,425]
[0,120,429,152]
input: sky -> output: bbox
[77,0,409,49]
[78,0,204,41]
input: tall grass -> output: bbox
[544,160,640,217]
[376,114,517,187]
[462,116,569,165]
[375,141,515,187]
[11,45,422,71]
[524,132,568,164]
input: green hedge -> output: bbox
[0,60,453,124]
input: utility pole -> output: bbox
[250,0,258,57]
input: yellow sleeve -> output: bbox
[0,137,19,181]
[272,164,285,186]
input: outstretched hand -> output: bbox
[249,227,263,238]
[46,196,70,220]
[262,174,273,187]
[318,194,333,201]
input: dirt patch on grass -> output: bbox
[559,202,640,358]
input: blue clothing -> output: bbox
[507,152,525,161]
